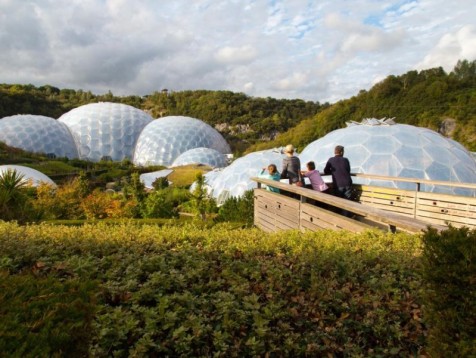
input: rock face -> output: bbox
[438,117,457,137]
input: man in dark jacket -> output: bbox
[324,145,353,201]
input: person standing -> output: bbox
[324,145,353,200]
[281,144,302,185]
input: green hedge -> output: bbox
[421,226,476,357]
[0,271,97,357]
[0,222,430,356]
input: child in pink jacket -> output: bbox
[301,161,328,192]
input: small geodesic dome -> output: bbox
[59,102,152,162]
[299,118,476,195]
[133,116,231,167]
[0,115,78,158]
[170,147,228,168]
[140,169,173,189]
[0,165,57,187]
[207,148,286,203]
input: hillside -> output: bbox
[247,59,476,152]
[1,59,475,154]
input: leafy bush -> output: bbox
[0,271,97,357]
[420,226,476,357]
[0,222,429,356]
[216,189,254,226]
[141,189,178,218]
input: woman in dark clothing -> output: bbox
[281,144,302,185]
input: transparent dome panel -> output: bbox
[133,116,231,167]
[59,102,152,162]
[0,115,79,159]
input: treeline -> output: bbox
[1,59,475,153]
[248,59,476,152]
[0,85,323,154]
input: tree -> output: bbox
[0,169,31,221]
[190,173,213,220]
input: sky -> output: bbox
[1,0,475,103]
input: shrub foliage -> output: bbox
[421,226,476,357]
[0,221,430,356]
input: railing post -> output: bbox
[414,182,421,218]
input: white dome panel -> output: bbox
[0,165,56,187]
[59,102,152,162]
[0,115,78,158]
[299,120,476,195]
[133,116,231,167]
[170,147,228,168]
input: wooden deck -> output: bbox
[252,174,476,234]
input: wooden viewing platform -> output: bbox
[251,174,476,234]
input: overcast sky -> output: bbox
[1,0,475,103]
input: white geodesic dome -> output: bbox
[299,119,476,196]
[170,147,228,168]
[0,165,57,187]
[59,102,152,162]
[0,115,79,158]
[133,116,231,167]
[207,148,286,203]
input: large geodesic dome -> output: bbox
[170,147,228,168]
[59,102,152,162]
[299,118,476,195]
[133,116,231,167]
[207,148,286,203]
[0,115,78,158]
[0,165,56,187]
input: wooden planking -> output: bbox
[254,189,300,231]
[253,184,447,234]
[300,203,371,232]
[359,198,414,216]
[415,191,476,228]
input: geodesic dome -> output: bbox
[170,147,228,168]
[0,165,57,187]
[140,169,173,189]
[0,115,78,158]
[133,116,231,167]
[59,102,152,162]
[207,148,286,203]
[299,118,476,196]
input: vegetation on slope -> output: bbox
[248,59,476,152]
[3,59,474,154]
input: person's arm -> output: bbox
[280,158,288,179]
[323,159,332,175]
[345,158,351,173]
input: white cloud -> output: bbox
[0,0,475,103]
[215,46,257,64]
[416,25,476,71]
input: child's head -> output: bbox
[306,161,315,170]
[268,164,277,174]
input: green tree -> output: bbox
[190,173,212,220]
[0,169,31,221]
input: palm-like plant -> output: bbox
[0,169,29,221]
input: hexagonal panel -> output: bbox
[0,115,79,158]
[133,116,231,167]
[59,102,152,162]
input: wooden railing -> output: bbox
[251,174,476,234]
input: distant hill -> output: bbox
[1,59,475,154]
[247,59,476,153]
